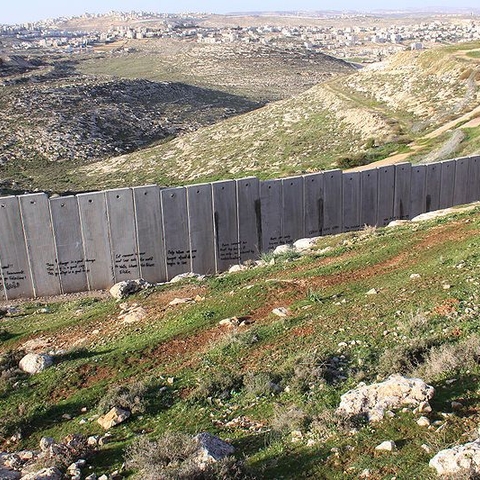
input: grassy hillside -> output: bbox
[1,205,480,478]
[70,41,480,193]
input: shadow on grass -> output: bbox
[430,373,480,413]
[54,348,114,364]
[247,438,331,479]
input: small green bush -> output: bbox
[97,380,148,415]
[125,433,251,480]
[243,371,281,397]
[377,336,441,378]
[271,404,308,434]
[193,368,243,401]
[415,336,480,381]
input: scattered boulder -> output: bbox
[272,307,289,317]
[337,374,435,422]
[194,433,235,465]
[19,353,53,375]
[109,279,150,300]
[387,220,409,228]
[375,440,396,452]
[97,407,131,429]
[218,316,253,327]
[417,416,431,427]
[118,303,146,324]
[0,468,20,480]
[168,297,194,306]
[293,237,319,251]
[273,244,292,255]
[20,467,62,480]
[429,438,480,476]
[228,264,247,273]
[169,272,204,283]
[39,437,56,452]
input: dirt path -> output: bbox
[350,103,480,172]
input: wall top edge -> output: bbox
[0,157,476,202]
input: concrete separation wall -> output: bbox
[1,156,479,299]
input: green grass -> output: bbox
[1,208,480,478]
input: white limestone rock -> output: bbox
[20,467,62,480]
[19,353,53,375]
[97,407,131,429]
[429,438,480,476]
[109,279,150,300]
[375,440,396,452]
[293,237,319,251]
[336,374,434,422]
[273,244,293,255]
[194,432,235,465]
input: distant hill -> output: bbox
[70,42,480,192]
[0,42,353,194]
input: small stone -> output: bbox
[410,273,421,279]
[421,444,431,454]
[85,475,97,480]
[169,272,204,283]
[417,416,431,427]
[219,317,238,327]
[272,307,289,317]
[375,440,396,452]
[366,288,377,295]
[167,377,174,385]
[19,353,54,374]
[98,475,109,480]
[109,279,150,299]
[291,430,303,443]
[443,284,451,290]
[39,437,56,451]
[20,467,62,480]
[97,407,131,429]
[451,401,463,411]
[87,436,100,447]
[228,264,247,273]
[62,413,72,420]
[168,297,194,306]
[418,401,432,414]
[359,469,371,478]
[293,237,319,251]
[194,432,235,464]
[273,244,292,255]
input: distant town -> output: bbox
[1,10,480,62]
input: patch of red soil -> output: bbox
[433,298,460,316]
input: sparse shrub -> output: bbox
[97,380,148,415]
[310,408,364,441]
[35,434,92,471]
[243,371,281,397]
[218,329,260,353]
[271,404,308,434]
[0,349,26,395]
[414,336,480,381]
[193,368,243,401]
[125,433,251,480]
[290,350,350,392]
[0,327,12,341]
[399,311,430,337]
[336,153,370,169]
[377,336,441,378]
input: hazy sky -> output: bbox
[2,1,480,25]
